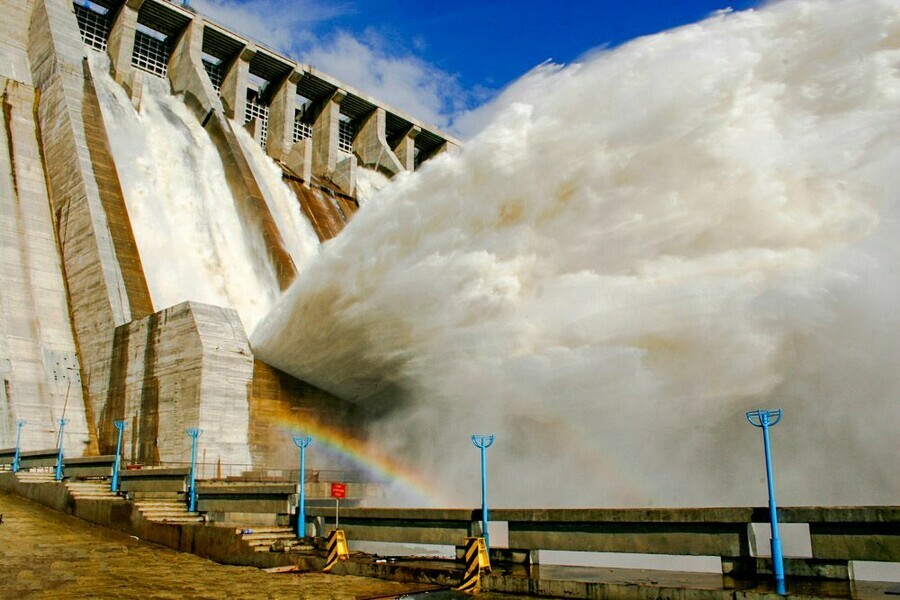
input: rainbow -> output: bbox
[270,413,446,506]
[262,399,650,508]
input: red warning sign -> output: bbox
[330,482,347,499]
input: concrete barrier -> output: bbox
[16,449,60,469]
[118,468,189,494]
[780,506,900,563]
[501,507,754,558]
[306,505,900,580]
[306,507,478,546]
[0,448,15,466]
[63,455,117,479]
[196,482,296,514]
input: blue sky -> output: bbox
[331,1,762,92]
[191,0,762,135]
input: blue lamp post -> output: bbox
[55,418,69,481]
[292,434,312,538]
[186,428,201,512]
[111,420,127,493]
[12,420,25,473]
[746,408,786,595]
[471,434,495,550]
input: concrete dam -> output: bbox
[4,0,900,513]
[0,0,458,477]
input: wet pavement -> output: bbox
[0,492,520,599]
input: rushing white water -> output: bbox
[232,126,320,268]
[90,53,286,333]
[254,0,900,507]
[355,167,393,205]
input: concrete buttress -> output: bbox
[27,0,153,453]
[0,75,89,453]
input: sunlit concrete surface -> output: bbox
[0,491,447,599]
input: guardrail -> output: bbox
[1,447,369,484]
[128,461,369,484]
[0,448,16,466]
[14,449,60,469]
[63,455,117,479]
[304,506,900,580]
[779,506,900,563]
[118,467,190,494]
[196,482,296,515]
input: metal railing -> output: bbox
[74,2,109,51]
[132,29,169,78]
[4,453,370,485]
[244,98,269,149]
[338,117,353,154]
[202,58,224,93]
[125,460,369,484]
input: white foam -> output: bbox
[253,0,900,507]
[232,126,320,269]
[91,53,289,333]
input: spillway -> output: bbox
[91,52,281,333]
[0,0,455,477]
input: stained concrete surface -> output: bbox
[2,490,896,599]
[0,491,480,599]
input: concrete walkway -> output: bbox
[0,491,453,599]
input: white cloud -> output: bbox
[188,0,473,132]
[300,30,466,130]
[190,0,350,52]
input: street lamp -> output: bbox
[292,434,312,538]
[471,434,495,550]
[12,420,25,473]
[55,419,69,481]
[111,420,127,493]
[746,408,786,595]
[186,428,201,512]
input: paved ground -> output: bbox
[5,490,893,599]
[0,492,498,599]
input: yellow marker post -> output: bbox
[323,529,349,572]
[457,537,491,593]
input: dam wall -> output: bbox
[27,0,154,455]
[0,0,90,453]
[0,73,89,453]
[0,0,457,472]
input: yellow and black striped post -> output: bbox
[457,536,492,593]
[322,529,349,572]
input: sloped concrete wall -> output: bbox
[0,0,34,86]
[166,21,297,293]
[284,178,358,242]
[27,0,153,454]
[0,75,89,453]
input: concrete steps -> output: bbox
[65,480,124,501]
[237,526,313,553]
[15,472,57,484]
[134,497,203,524]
